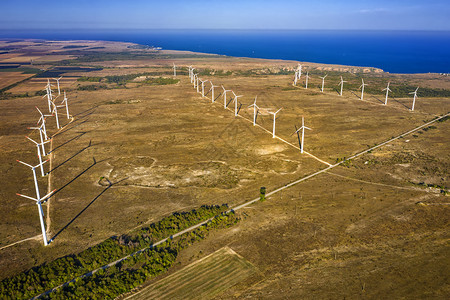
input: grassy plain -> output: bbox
[0,39,448,298]
[127,247,257,300]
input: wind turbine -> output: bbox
[320,74,327,92]
[293,116,312,153]
[61,91,70,119]
[248,96,259,126]
[43,82,53,113]
[26,136,51,177]
[50,100,61,129]
[200,79,207,97]
[52,76,62,96]
[409,87,419,111]
[173,63,177,77]
[209,81,219,103]
[193,73,198,88]
[359,78,368,100]
[231,91,243,116]
[293,71,298,86]
[16,159,55,246]
[297,64,302,80]
[222,86,231,109]
[305,72,310,89]
[36,107,49,140]
[338,76,347,96]
[196,76,200,93]
[189,66,195,83]
[269,108,282,138]
[28,125,48,156]
[382,82,392,105]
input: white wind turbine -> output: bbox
[196,76,200,93]
[36,106,49,140]
[28,125,48,156]
[320,74,327,92]
[383,82,392,105]
[16,159,55,246]
[52,76,62,96]
[305,71,310,89]
[293,71,298,86]
[231,91,243,116]
[26,136,51,177]
[50,100,61,129]
[409,87,419,111]
[200,79,208,97]
[269,108,282,138]
[43,81,54,112]
[222,85,231,109]
[209,81,219,103]
[61,91,70,119]
[193,73,198,88]
[189,66,195,83]
[338,76,347,96]
[293,116,312,153]
[248,96,260,126]
[359,78,368,100]
[173,63,177,77]
[297,64,302,80]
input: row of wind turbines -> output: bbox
[293,64,420,111]
[186,66,312,154]
[16,77,72,246]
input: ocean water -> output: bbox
[1,29,449,74]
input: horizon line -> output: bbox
[1,28,450,32]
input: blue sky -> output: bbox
[1,0,449,30]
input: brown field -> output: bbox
[0,72,34,89]
[0,39,448,299]
[126,247,257,300]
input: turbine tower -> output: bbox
[269,108,282,138]
[293,71,298,86]
[248,96,260,126]
[209,81,219,103]
[52,76,62,96]
[222,86,231,109]
[196,76,201,93]
[383,82,392,105]
[338,76,347,96]
[200,79,207,97]
[36,107,49,140]
[43,80,54,112]
[409,87,419,111]
[50,101,61,129]
[173,63,177,77]
[305,72,310,89]
[297,64,302,80]
[16,160,55,246]
[231,91,243,116]
[320,74,327,93]
[61,91,70,119]
[28,125,48,156]
[359,78,368,100]
[293,116,312,153]
[26,136,51,177]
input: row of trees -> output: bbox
[0,205,234,299]
[47,213,238,299]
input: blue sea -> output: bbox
[1,29,449,74]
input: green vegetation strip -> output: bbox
[77,74,179,90]
[0,205,237,299]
